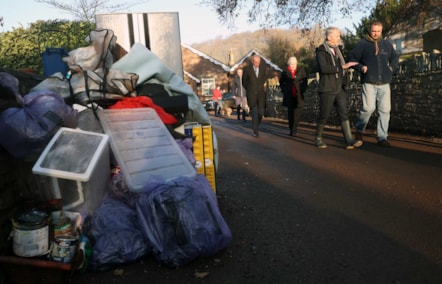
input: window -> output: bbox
[201,78,216,97]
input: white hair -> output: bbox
[287,56,298,66]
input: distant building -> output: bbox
[181,44,282,100]
[386,0,442,55]
[181,43,230,99]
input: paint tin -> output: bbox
[184,122,193,138]
[184,122,201,139]
[52,215,72,238]
[51,235,78,263]
[12,208,49,257]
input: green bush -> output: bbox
[0,20,95,75]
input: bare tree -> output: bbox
[35,0,147,22]
[200,0,375,29]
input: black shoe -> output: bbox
[377,139,391,147]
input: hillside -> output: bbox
[190,27,324,66]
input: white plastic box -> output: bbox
[32,127,110,216]
[97,108,196,192]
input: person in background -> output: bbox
[279,56,308,136]
[314,26,362,149]
[212,85,223,116]
[266,71,280,90]
[349,21,399,147]
[242,54,267,137]
[232,68,248,121]
[264,71,281,121]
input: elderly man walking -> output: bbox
[242,54,267,138]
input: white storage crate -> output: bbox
[32,127,110,216]
[97,108,196,192]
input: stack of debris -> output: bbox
[0,28,230,282]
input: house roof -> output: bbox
[181,43,230,72]
[183,70,200,83]
[181,44,283,74]
[230,49,283,72]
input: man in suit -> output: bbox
[242,54,267,137]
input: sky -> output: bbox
[0,0,367,44]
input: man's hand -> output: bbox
[342,62,358,70]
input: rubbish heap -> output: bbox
[0,28,231,282]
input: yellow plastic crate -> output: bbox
[192,125,216,192]
[192,126,205,176]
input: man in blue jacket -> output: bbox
[349,21,399,147]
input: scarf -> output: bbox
[288,66,297,78]
[365,34,380,55]
[323,41,345,67]
[287,66,297,97]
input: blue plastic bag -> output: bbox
[0,89,78,158]
[136,175,232,267]
[88,193,150,271]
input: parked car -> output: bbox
[221,92,236,109]
[202,99,215,111]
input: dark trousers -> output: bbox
[250,104,264,134]
[288,106,303,131]
[237,105,246,120]
[317,89,349,125]
[214,100,221,116]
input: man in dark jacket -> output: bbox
[315,27,361,149]
[242,54,267,137]
[349,21,399,147]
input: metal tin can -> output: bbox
[184,122,193,138]
[51,235,78,263]
[52,216,72,238]
[12,208,49,257]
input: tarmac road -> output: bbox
[71,114,442,284]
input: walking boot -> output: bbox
[341,120,363,150]
[314,124,327,148]
[355,131,363,142]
